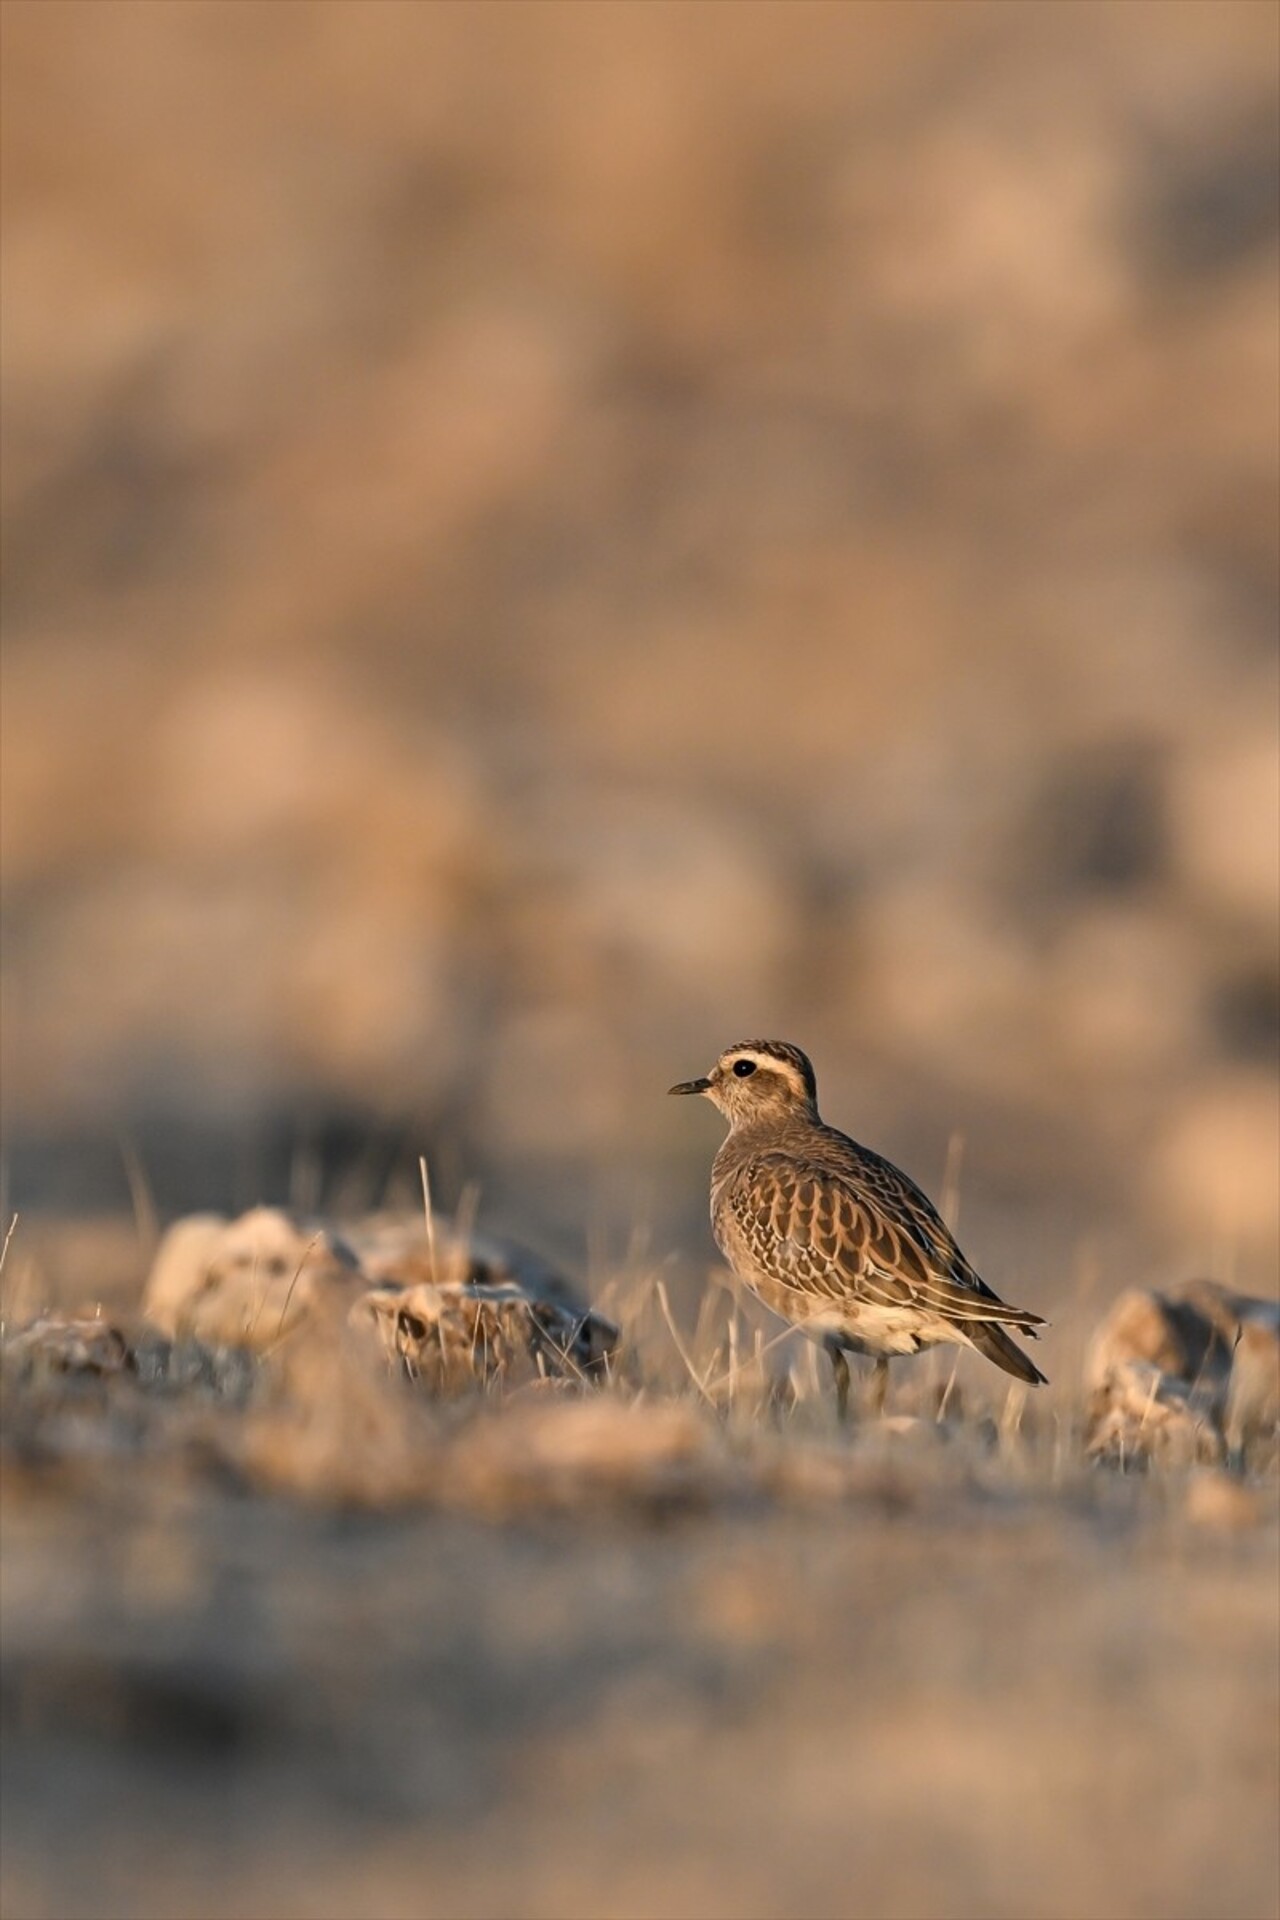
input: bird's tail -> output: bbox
[967,1321,1048,1386]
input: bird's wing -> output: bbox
[727,1150,1044,1330]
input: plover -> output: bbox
[669,1040,1047,1417]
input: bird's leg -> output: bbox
[870,1355,890,1417]
[825,1340,851,1424]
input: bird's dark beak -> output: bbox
[668,1076,712,1096]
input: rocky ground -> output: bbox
[1,1211,1277,1920]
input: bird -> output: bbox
[669,1040,1047,1419]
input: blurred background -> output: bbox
[2,0,1277,1306]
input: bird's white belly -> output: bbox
[759,1290,965,1358]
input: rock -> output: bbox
[1225,1317,1280,1461]
[1084,1285,1233,1398]
[1175,1277,1279,1350]
[1084,1278,1279,1467]
[142,1208,366,1351]
[344,1210,590,1315]
[140,1214,234,1336]
[128,1329,259,1403]
[141,1206,618,1391]
[1,1314,129,1380]
[346,1209,617,1393]
[353,1278,615,1394]
[1087,1359,1224,1468]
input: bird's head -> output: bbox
[668,1040,819,1127]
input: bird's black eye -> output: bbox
[732,1059,757,1078]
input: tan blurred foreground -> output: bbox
[3,1456,1276,1920]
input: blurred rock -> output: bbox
[345,1206,618,1389]
[1086,1278,1279,1467]
[354,1278,615,1394]
[127,1328,259,1403]
[142,1207,366,1350]
[142,1203,618,1391]
[1,1314,129,1382]
[1087,1359,1224,1468]
[344,1209,593,1314]
[1084,1284,1233,1396]
[141,1214,229,1335]
[1176,1276,1280,1348]
[1225,1316,1280,1461]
